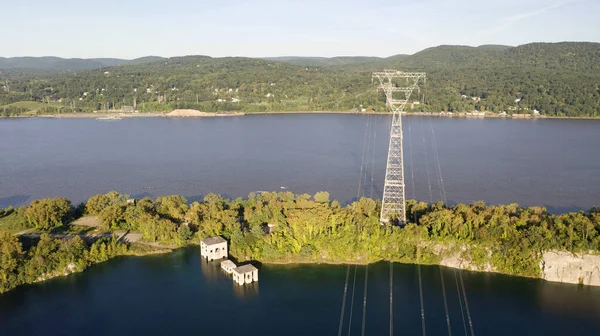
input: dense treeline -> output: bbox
[0,233,128,293]
[5,191,600,284]
[1,42,599,117]
[0,197,133,293]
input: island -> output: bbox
[1,190,599,294]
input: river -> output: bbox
[1,115,600,335]
[1,115,599,212]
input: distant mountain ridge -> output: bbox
[0,44,512,70]
[0,56,165,71]
[262,56,387,67]
[1,42,599,118]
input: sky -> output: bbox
[2,0,599,59]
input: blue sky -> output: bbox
[3,0,599,58]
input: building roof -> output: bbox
[233,264,258,274]
[201,236,227,246]
[221,260,236,268]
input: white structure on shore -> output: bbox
[232,264,259,285]
[221,259,236,274]
[200,236,228,261]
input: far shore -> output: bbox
[2,110,599,120]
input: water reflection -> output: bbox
[199,258,226,283]
[232,281,259,300]
[537,281,600,317]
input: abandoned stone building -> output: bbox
[200,236,228,261]
[232,264,259,285]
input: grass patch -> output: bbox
[1,101,65,116]
[127,243,171,256]
[0,209,31,233]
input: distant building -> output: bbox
[231,98,240,103]
[533,109,540,116]
[233,264,259,285]
[200,236,228,261]
[515,98,522,103]
[265,223,276,234]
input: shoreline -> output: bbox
[2,110,599,120]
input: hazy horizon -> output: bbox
[4,41,600,60]
[3,0,600,59]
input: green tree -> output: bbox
[86,191,127,215]
[0,233,24,292]
[156,195,188,222]
[313,191,330,204]
[24,198,72,230]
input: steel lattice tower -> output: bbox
[372,70,426,224]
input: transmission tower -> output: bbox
[372,70,426,224]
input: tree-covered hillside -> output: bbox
[262,56,388,67]
[0,56,164,72]
[1,42,599,117]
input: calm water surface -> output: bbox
[1,115,599,212]
[1,248,600,336]
[1,115,600,335]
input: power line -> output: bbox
[369,117,377,199]
[359,113,376,336]
[389,261,393,336]
[426,117,452,336]
[409,117,427,336]
[417,231,427,336]
[339,112,373,336]
[460,272,475,336]
[338,266,351,336]
[420,117,434,204]
[361,265,369,336]
[440,267,452,336]
[428,117,447,204]
[347,265,358,336]
[428,116,478,336]
[454,270,468,336]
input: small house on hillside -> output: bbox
[233,264,259,285]
[200,236,228,261]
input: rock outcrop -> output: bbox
[541,251,600,286]
[438,245,600,287]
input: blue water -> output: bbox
[1,115,599,212]
[1,115,600,335]
[1,248,599,336]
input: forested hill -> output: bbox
[1,42,599,117]
[0,56,164,72]
[262,56,389,67]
